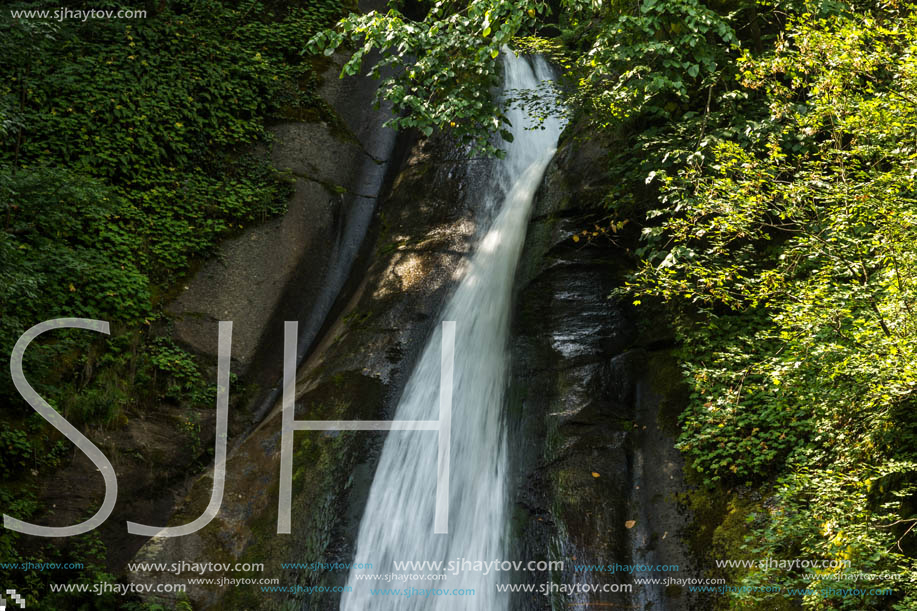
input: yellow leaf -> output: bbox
[591,471,600,478]
[625,520,636,529]
[572,235,580,242]
[69,283,76,292]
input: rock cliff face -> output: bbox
[167,44,398,385]
[130,126,501,608]
[131,98,698,611]
[506,129,700,610]
[29,36,404,576]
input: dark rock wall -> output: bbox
[129,100,700,611]
[506,130,701,610]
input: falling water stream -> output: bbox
[340,51,564,610]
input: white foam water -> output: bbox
[340,51,564,611]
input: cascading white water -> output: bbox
[340,51,564,610]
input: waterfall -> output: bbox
[340,51,564,610]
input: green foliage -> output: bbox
[0,419,67,479]
[0,429,32,479]
[0,487,37,583]
[0,0,341,412]
[571,0,739,123]
[673,309,813,486]
[307,0,554,155]
[738,466,917,609]
[308,0,738,153]
[624,1,917,606]
[150,337,217,406]
[0,0,341,605]
[307,0,917,604]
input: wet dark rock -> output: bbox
[506,134,700,611]
[131,68,699,611]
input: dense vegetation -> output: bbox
[313,0,917,608]
[629,8,917,607]
[0,0,341,607]
[3,0,916,609]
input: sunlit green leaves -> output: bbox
[570,0,739,124]
[626,3,917,607]
[308,0,550,155]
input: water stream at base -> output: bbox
[340,51,564,611]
